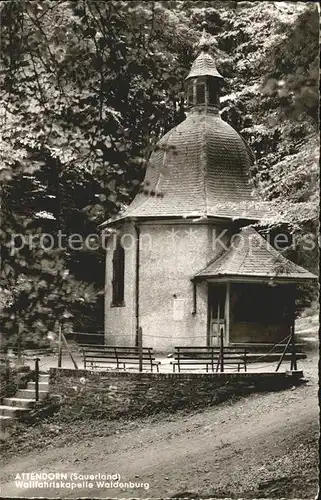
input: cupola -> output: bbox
[185,24,223,111]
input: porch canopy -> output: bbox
[194,226,317,284]
[193,226,317,345]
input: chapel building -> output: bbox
[101,31,316,352]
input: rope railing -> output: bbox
[144,333,206,339]
[68,331,208,339]
[65,332,105,337]
[0,332,294,352]
[245,361,284,370]
[245,334,291,364]
[1,328,300,373]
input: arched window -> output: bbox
[196,83,206,105]
[208,79,220,107]
[112,239,125,306]
[186,83,194,107]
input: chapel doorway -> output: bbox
[208,284,226,346]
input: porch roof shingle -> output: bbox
[195,226,318,282]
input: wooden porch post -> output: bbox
[225,282,230,345]
[207,283,211,346]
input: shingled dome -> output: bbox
[103,30,270,226]
[111,109,262,221]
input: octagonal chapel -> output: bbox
[101,31,316,352]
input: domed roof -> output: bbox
[108,109,267,223]
[102,29,271,227]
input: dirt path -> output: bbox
[0,356,319,499]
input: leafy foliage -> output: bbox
[0,0,318,347]
[0,0,194,348]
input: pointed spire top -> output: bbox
[185,23,223,81]
[198,21,210,52]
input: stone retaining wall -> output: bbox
[49,368,303,421]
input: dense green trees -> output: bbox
[0,1,318,348]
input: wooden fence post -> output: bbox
[275,334,292,372]
[61,331,78,370]
[35,357,40,401]
[138,326,143,372]
[220,327,224,372]
[290,326,297,371]
[58,323,62,368]
[5,357,10,394]
[17,321,23,362]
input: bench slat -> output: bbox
[84,358,159,364]
[82,345,160,372]
[172,346,247,372]
[80,344,153,351]
[84,354,155,359]
[85,359,159,364]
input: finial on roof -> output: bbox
[198,21,210,52]
[186,22,223,81]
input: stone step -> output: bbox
[15,389,48,400]
[27,382,49,390]
[0,405,29,417]
[39,374,49,382]
[3,397,36,408]
[0,415,14,432]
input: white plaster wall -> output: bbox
[105,221,231,352]
[104,222,136,346]
[138,223,218,352]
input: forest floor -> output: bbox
[0,315,319,499]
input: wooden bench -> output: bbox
[80,345,161,372]
[171,346,247,373]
